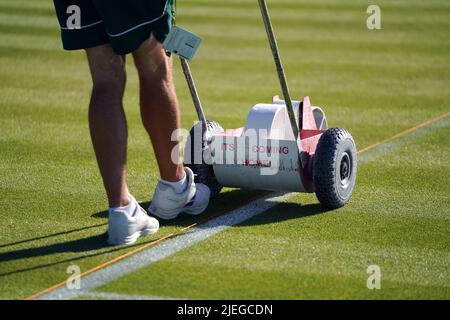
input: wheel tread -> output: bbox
[313,128,356,209]
[185,120,224,198]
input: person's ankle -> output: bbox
[160,166,186,183]
[109,194,137,215]
[109,194,133,208]
[161,172,187,194]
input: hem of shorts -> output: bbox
[110,19,171,55]
[60,5,171,54]
[61,21,109,51]
[62,40,111,51]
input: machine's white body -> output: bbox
[212,137,304,192]
[206,97,327,193]
[176,1,356,208]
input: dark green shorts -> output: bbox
[53,0,173,55]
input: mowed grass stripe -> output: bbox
[1,0,449,299]
[0,0,52,10]
[2,44,448,79]
[0,33,61,51]
[1,114,448,198]
[3,26,447,60]
[2,3,450,40]
[3,49,446,103]
[3,28,449,58]
[177,6,450,26]
[3,1,449,23]
[75,290,181,300]
[0,12,58,29]
[5,0,441,13]
[95,118,449,299]
[1,44,445,147]
[151,238,449,287]
[32,192,294,300]
[181,0,450,11]
[29,111,450,300]
[2,55,448,98]
[1,21,448,48]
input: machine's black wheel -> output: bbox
[313,128,357,209]
[185,120,224,199]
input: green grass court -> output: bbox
[0,0,449,299]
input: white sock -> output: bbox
[109,197,137,216]
[161,173,187,194]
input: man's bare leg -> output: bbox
[86,44,130,208]
[132,34,185,182]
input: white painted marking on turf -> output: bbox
[76,290,184,300]
[36,114,450,300]
[37,191,294,300]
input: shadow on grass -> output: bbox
[0,223,106,249]
[0,235,131,277]
[91,188,268,228]
[0,189,264,276]
[0,189,330,277]
[239,202,331,227]
[0,233,108,265]
[130,190,331,229]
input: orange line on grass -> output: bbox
[357,111,450,155]
[25,192,266,301]
[25,111,450,300]
[25,222,198,300]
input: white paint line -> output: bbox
[38,191,294,300]
[77,290,184,300]
[36,114,449,300]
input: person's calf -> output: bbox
[132,35,184,183]
[85,45,130,208]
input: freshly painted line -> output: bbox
[27,110,450,300]
[25,193,266,300]
[76,290,184,300]
[36,192,294,300]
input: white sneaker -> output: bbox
[108,199,159,245]
[149,167,210,220]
